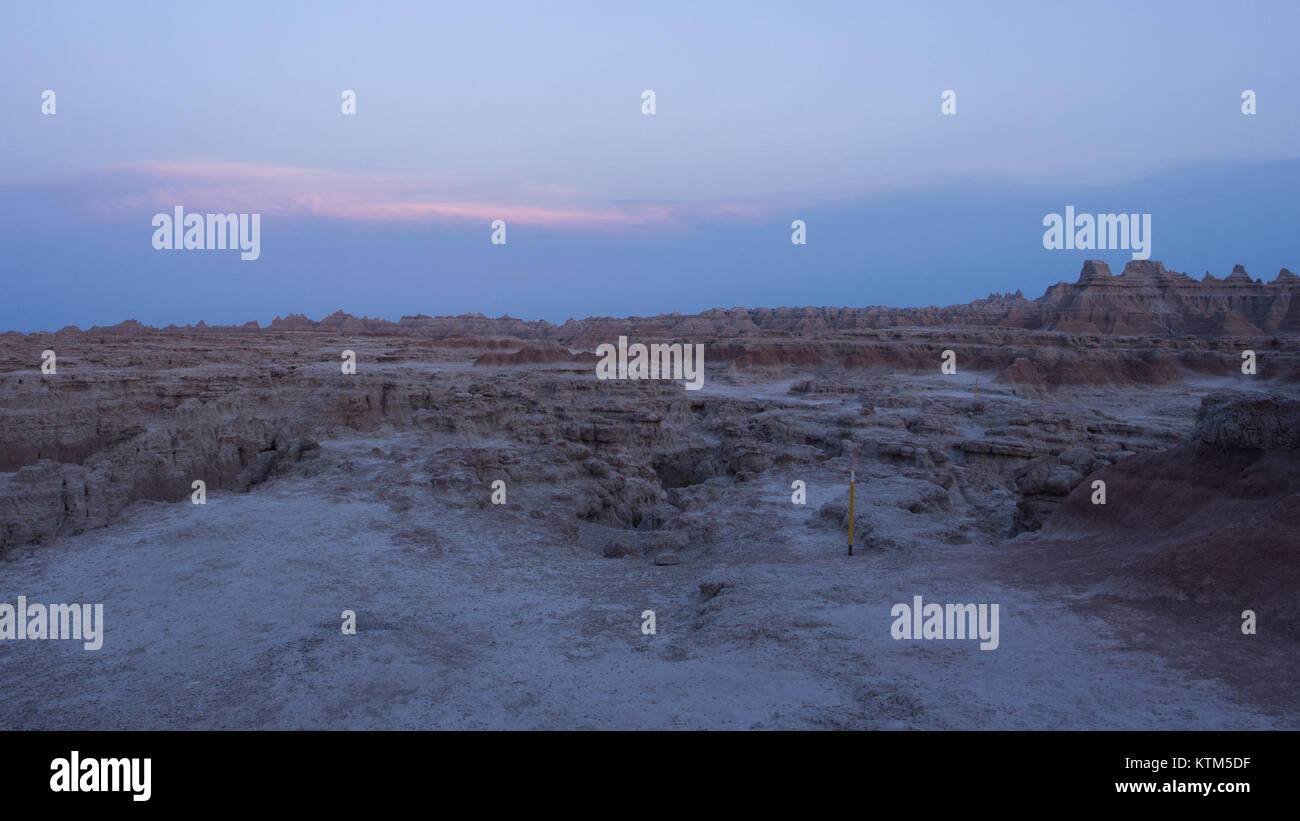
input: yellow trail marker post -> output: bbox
[975,377,979,400]
[848,467,856,556]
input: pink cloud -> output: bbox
[101,161,769,231]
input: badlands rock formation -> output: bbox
[1,260,1296,729]
[1,260,1296,555]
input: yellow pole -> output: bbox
[975,377,979,400]
[848,467,855,555]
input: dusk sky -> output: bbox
[2,1,1296,332]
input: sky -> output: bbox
[1,0,1296,331]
